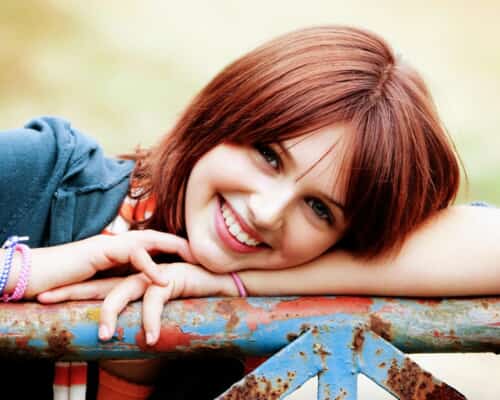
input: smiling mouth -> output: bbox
[221,202,261,246]
[215,195,266,253]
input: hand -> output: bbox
[98,263,237,345]
[27,230,197,297]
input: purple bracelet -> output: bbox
[2,244,32,302]
[0,236,30,299]
[0,244,16,295]
[0,236,28,296]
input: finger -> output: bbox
[129,246,169,286]
[99,274,150,341]
[139,231,198,264]
[142,283,173,345]
[37,278,124,303]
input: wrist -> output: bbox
[26,241,94,298]
[1,250,23,295]
[23,247,51,298]
[219,273,240,297]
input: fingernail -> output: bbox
[146,331,155,345]
[99,325,109,340]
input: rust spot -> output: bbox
[416,299,441,306]
[46,326,74,357]
[379,362,386,368]
[313,342,331,365]
[386,357,466,400]
[216,300,240,333]
[113,326,124,341]
[433,329,461,348]
[0,335,40,359]
[426,384,468,400]
[481,300,490,309]
[221,372,295,399]
[376,349,383,356]
[335,387,348,399]
[352,327,365,353]
[14,336,30,349]
[287,333,299,342]
[369,314,392,341]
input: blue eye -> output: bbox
[255,144,281,170]
[306,197,333,224]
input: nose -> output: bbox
[248,186,294,231]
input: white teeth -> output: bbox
[221,202,261,247]
[237,232,249,242]
[229,223,241,235]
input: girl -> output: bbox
[1,26,499,399]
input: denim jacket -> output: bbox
[0,117,134,247]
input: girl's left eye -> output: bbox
[255,144,282,170]
[305,197,333,224]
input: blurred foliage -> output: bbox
[1,0,499,203]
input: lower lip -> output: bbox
[214,196,263,254]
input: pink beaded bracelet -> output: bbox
[230,272,247,297]
[2,243,31,302]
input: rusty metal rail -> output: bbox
[1,296,499,398]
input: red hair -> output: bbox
[129,26,460,257]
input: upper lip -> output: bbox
[222,197,266,245]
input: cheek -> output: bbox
[281,224,340,265]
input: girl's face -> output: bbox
[184,125,350,273]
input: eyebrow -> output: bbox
[325,195,345,212]
[275,141,346,212]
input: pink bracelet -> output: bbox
[2,244,31,302]
[230,272,247,297]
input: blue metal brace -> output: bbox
[218,324,466,399]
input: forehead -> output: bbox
[283,124,351,201]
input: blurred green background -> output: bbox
[1,2,499,398]
[1,0,499,204]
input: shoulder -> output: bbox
[1,116,134,190]
[0,116,97,179]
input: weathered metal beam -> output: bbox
[218,325,467,400]
[0,296,499,360]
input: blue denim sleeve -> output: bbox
[0,117,133,247]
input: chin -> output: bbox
[190,239,233,274]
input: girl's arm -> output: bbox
[239,205,500,297]
[1,230,196,298]
[39,205,500,346]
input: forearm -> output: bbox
[1,238,100,299]
[239,206,500,297]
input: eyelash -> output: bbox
[254,144,334,225]
[255,143,281,171]
[305,197,334,224]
